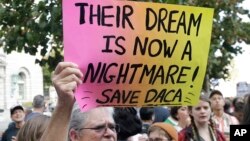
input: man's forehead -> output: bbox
[210,94,223,99]
[87,108,114,121]
[12,109,24,113]
[89,107,111,115]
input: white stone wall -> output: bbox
[237,81,250,97]
[0,53,6,109]
[0,48,43,109]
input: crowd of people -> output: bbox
[1,62,250,141]
[0,94,48,141]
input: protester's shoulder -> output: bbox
[164,118,170,123]
[178,128,188,141]
[25,112,42,121]
[179,126,192,135]
[225,113,239,124]
[1,126,13,139]
[7,122,15,129]
[164,117,177,126]
[216,129,226,141]
[5,125,19,133]
[1,132,6,141]
[174,125,183,132]
[4,124,15,133]
[178,128,186,136]
[1,126,18,141]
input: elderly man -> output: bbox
[40,62,118,141]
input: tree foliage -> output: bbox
[0,0,63,71]
[1,0,250,88]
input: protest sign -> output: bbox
[63,0,214,111]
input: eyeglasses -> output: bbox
[78,123,120,133]
[148,137,170,141]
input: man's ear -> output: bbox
[69,128,80,141]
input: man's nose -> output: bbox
[200,108,206,113]
[103,126,116,138]
[105,126,114,133]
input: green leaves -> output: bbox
[0,0,62,70]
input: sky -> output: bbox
[215,0,250,97]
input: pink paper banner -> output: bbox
[63,0,214,111]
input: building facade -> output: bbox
[236,81,250,97]
[0,48,43,109]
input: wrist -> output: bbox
[57,102,74,110]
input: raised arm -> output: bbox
[40,62,83,141]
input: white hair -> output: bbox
[68,103,114,141]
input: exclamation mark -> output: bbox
[190,66,199,88]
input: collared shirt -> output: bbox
[212,112,239,134]
[164,116,182,132]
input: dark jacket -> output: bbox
[1,124,19,141]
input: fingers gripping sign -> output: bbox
[52,62,83,105]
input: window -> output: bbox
[18,72,26,99]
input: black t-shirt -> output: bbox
[1,124,19,141]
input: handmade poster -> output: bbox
[63,0,214,111]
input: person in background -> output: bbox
[153,107,170,123]
[114,107,143,141]
[164,106,178,127]
[25,95,45,121]
[232,101,244,123]
[241,95,250,124]
[223,97,233,115]
[209,90,239,140]
[178,95,226,141]
[232,97,244,110]
[148,122,178,141]
[243,93,250,104]
[0,131,3,141]
[164,106,190,132]
[24,107,32,118]
[40,62,117,141]
[139,107,154,134]
[0,132,2,141]
[1,105,25,141]
[16,115,50,141]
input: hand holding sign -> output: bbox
[52,62,83,107]
[63,0,214,111]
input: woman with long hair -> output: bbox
[17,115,50,141]
[178,95,226,141]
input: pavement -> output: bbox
[0,109,12,132]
